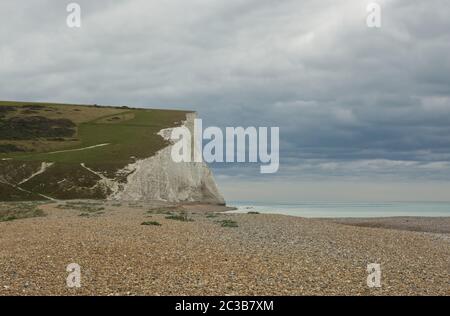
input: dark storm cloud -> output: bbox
[1,0,450,181]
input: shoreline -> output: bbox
[0,201,449,296]
[227,206,450,234]
[227,201,450,219]
[321,216,450,234]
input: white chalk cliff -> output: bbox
[109,113,225,204]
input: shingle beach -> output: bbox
[0,201,448,296]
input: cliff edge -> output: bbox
[110,113,225,204]
[0,101,225,204]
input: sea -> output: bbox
[227,201,450,218]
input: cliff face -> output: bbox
[109,113,225,204]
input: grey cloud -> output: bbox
[1,0,450,185]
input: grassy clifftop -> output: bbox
[0,101,189,167]
[0,101,191,200]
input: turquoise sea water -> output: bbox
[228,201,450,218]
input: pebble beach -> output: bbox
[0,201,448,296]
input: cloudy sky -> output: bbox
[1,0,450,202]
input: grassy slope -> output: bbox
[0,183,44,201]
[0,101,190,169]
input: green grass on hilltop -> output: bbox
[0,101,190,171]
